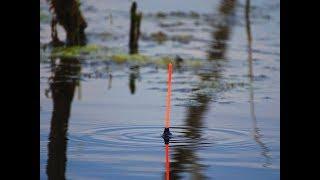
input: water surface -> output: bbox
[40,0,280,179]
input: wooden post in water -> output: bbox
[129,1,142,54]
[49,0,87,46]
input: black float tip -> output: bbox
[162,128,172,144]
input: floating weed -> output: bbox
[51,44,100,58]
[144,32,194,44]
[171,34,193,44]
[186,59,202,68]
[151,56,205,68]
[155,12,167,18]
[110,54,128,63]
[154,56,172,66]
[159,21,184,28]
[45,44,205,69]
[150,11,200,19]
[190,11,200,18]
[150,31,168,43]
[110,54,149,64]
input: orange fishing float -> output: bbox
[163,63,172,180]
[165,63,172,128]
[162,63,173,138]
[162,63,172,141]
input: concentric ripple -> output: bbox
[69,126,250,149]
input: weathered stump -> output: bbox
[129,2,142,54]
[49,0,87,46]
[50,15,64,47]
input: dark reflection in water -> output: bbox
[46,57,81,180]
[168,1,237,179]
[245,0,271,168]
[163,136,171,180]
[129,65,140,94]
[108,73,113,90]
[46,1,86,178]
[169,95,210,179]
[207,0,236,61]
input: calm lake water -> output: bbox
[40,0,280,179]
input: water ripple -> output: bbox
[69,126,250,149]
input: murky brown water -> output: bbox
[40,0,279,179]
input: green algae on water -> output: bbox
[48,43,205,69]
[51,44,100,58]
[110,54,148,64]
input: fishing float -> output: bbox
[162,62,173,180]
[162,62,173,141]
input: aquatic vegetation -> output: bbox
[155,11,167,18]
[47,43,205,68]
[162,11,199,18]
[190,11,200,18]
[106,53,205,68]
[150,31,168,43]
[171,34,193,44]
[187,59,202,68]
[110,54,148,64]
[170,11,194,18]
[149,11,200,19]
[145,32,193,44]
[87,32,113,39]
[51,44,99,58]
[154,56,172,66]
[159,21,184,28]
[153,56,205,68]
